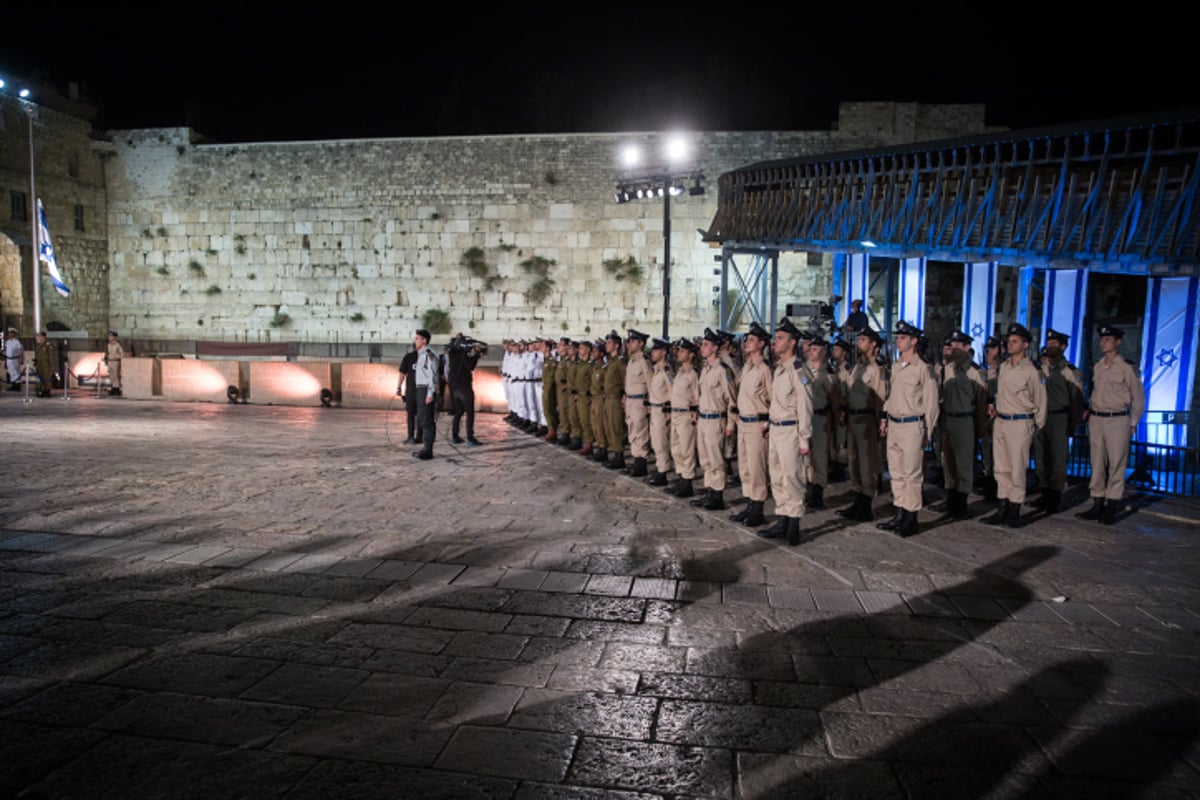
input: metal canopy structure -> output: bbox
[704,109,1200,276]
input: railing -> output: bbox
[1066,410,1200,496]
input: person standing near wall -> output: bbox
[878,321,939,538]
[645,337,675,487]
[104,331,124,397]
[1076,324,1146,525]
[730,322,772,527]
[34,332,56,397]
[759,318,813,546]
[1033,329,1084,513]
[5,327,24,391]
[398,347,421,444]
[445,333,483,446]
[837,328,888,522]
[621,330,652,477]
[410,329,439,460]
[667,338,700,499]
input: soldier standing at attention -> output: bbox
[541,338,558,441]
[645,337,676,486]
[759,318,813,546]
[569,340,594,453]
[804,334,837,511]
[34,331,56,397]
[621,330,652,476]
[693,328,738,511]
[588,339,608,461]
[1076,324,1145,525]
[602,331,628,470]
[104,331,125,396]
[730,322,772,527]
[1033,329,1084,513]
[829,336,854,483]
[878,321,939,538]
[667,338,701,499]
[837,328,888,522]
[556,338,575,445]
[979,336,1002,500]
[933,331,987,519]
[982,323,1047,528]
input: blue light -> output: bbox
[861,240,877,248]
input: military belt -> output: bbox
[626,393,646,400]
[770,419,798,426]
[888,414,922,423]
[650,402,669,408]
[1089,409,1129,417]
[670,407,692,414]
[697,412,724,420]
[738,413,769,423]
[997,413,1034,421]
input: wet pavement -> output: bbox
[2,391,1199,799]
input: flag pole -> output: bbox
[28,106,41,334]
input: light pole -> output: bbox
[615,136,703,340]
[0,77,40,334]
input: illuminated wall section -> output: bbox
[162,359,242,403]
[248,362,331,406]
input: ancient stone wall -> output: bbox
[102,103,994,343]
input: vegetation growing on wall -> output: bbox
[521,255,557,304]
[603,256,644,283]
[422,308,452,334]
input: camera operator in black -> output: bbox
[446,333,483,446]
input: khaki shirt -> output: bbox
[698,359,737,415]
[848,358,887,413]
[1090,355,1146,419]
[625,351,650,397]
[106,340,124,361]
[770,358,813,448]
[670,364,699,415]
[649,361,674,405]
[885,358,940,431]
[736,357,772,418]
[993,356,1047,428]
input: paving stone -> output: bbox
[272,708,454,766]
[403,607,512,633]
[509,688,657,739]
[424,680,523,726]
[165,544,234,564]
[498,569,549,590]
[630,577,677,599]
[95,692,307,746]
[599,642,687,673]
[994,597,1071,623]
[3,639,146,682]
[507,592,645,622]
[723,583,770,605]
[338,673,451,717]
[0,681,144,727]
[286,760,515,799]
[904,593,963,617]
[584,574,633,596]
[322,557,384,577]
[436,725,577,782]
[454,566,507,587]
[540,572,591,593]
[567,737,732,796]
[1089,602,1167,629]
[738,751,903,800]
[102,652,281,697]
[365,559,424,581]
[410,562,468,583]
[546,666,640,694]
[637,672,754,704]
[657,698,825,753]
[855,590,906,614]
[206,548,272,568]
[445,631,530,660]
[766,586,816,610]
[241,662,369,707]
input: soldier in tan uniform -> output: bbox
[105,331,124,396]
[878,321,939,538]
[622,329,652,477]
[602,331,628,470]
[667,337,700,499]
[932,331,987,519]
[805,335,838,511]
[645,338,675,486]
[1076,323,1146,525]
[1033,328,1084,513]
[830,336,853,483]
[759,318,813,546]
[837,328,888,522]
[982,323,1047,528]
[693,328,738,511]
[730,322,772,527]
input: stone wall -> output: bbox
[101,103,995,343]
[0,94,110,335]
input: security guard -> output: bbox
[730,322,772,527]
[645,337,675,486]
[602,331,628,469]
[878,320,939,537]
[1033,329,1084,513]
[934,331,987,518]
[622,329,652,476]
[1077,323,1145,524]
[837,327,888,522]
[759,317,813,546]
[982,323,1047,528]
[667,337,701,499]
[693,328,737,510]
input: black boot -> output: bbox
[809,484,825,511]
[1006,501,1023,528]
[1039,489,1061,514]
[625,457,648,477]
[949,490,970,520]
[929,494,951,512]
[786,516,803,546]
[804,484,814,509]
[851,494,875,522]
[876,508,904,531]
[898,509,920,538]
[1076,497,1104,520]
[674,479,694,499]
[1100,499,1120,525]
[568,437,582,451]
[981,500,1009,525]
[645,471,668,486]
[837,493,864,519]
[690,489,712,507]
[593,446,608,463]
[557,432,571,446]
[743,500,766,527]
[703,489,725,511]
[758,516,789,539]
[605,452,626,470]
[729,503,751,522]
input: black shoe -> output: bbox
[929,496,951,512]
[729,504,750,522]
[403,437,415,444]
[743,500,766,527]
[593,447,608,463]
[568,437,582,451]
[625,457,648,478]
[836,493,864,519]
[1076,497,1105,520]
[1038,489,1061,514]
[674,479,695,499]
[898,509,920,537]
[537,426,548,437]
[1006,502,1024,529]
[1100,500,1119,525]
[412,450,433,460]
[414,437,424,445]
[467,438,481,447]
[876,509,904,531]
[949,490,970,519]
[786,516,804,546]
[758,517,789,539]
[557,434,571,446]
[605,453,626,470]
[451,436,466,444]
[645,471,668,487]
[808,485,825,511]
[981,500,1009,525]
[701,490,725,511]
[690,489,711,508]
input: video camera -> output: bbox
[449,335,488,356]
[785,295,841,337]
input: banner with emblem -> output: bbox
[1139,276,1200,446]
[1042,268,1088,365]
[843,253,870,326]
[962,262,997,363]
[898,258,926,329]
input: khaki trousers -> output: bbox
[696,417,727,491]
[670,410,698,479]
[886,418,926,511]
[626,401,651,459]
[994,417,1035,504]
[768,423,807,517]
[649,406,673,473]
[737,420,769,502]
[1088,414,1131,500]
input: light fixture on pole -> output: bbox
[1,76,42,334]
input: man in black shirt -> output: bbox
[445,333,483,446]
[397,348,422,444]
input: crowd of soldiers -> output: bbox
[498,317,1146,543]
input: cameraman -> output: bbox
[445,332,483,446]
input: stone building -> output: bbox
[0,89,996,344]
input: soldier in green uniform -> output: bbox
[932,331,987,518]
[1033,329,1084,513]
[541,338,558,441]
[556,338,574,446]
[568,340,594,453]
[829,336,853,483]
[34,331,56,397]
[804,334,838,510]
[602,331,628,470]
[589,339,608,461]
[979,335,1002,500]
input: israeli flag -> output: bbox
[1042,269,1088,365]
[898,258,926,329]
[962,262,997,362]
[37,199,71,297]
[1140,276,1200,446]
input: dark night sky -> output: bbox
[4,3,1198,143]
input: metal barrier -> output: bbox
[1066,410,1200,496]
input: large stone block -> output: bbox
[162,358,242,403]
[120,357,160,399]
[248,361,334,407]
[340,363,400,409]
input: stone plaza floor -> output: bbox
[1,391,1199,798]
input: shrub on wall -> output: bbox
[603,256,644,283]
[422,308,452,334]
